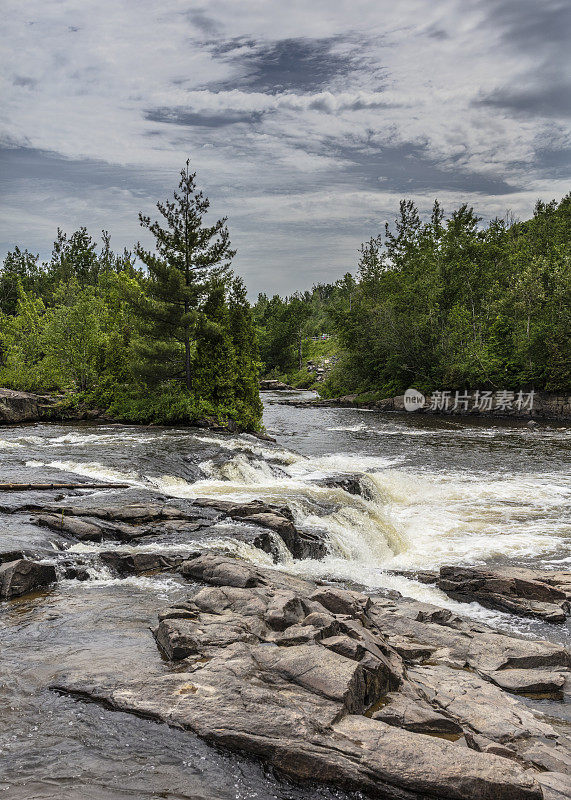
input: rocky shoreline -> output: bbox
[1,485,570,799]
[0,387,272,436]
[287,392,571,421]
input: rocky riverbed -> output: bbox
[1,397,570,799]
[1,485,570,799]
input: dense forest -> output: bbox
[2,185,569,427]
[0,163,262,429]
[254,194,571,399]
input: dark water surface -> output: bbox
[1,393,569,798]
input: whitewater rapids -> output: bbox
[3,394,569,632]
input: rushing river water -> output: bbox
[1,391,570,799]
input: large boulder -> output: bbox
[0,388,45,423]
[0,558,56,598]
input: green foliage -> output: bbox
[255,193,571,396]
[228,277,263,428]
[104,382,239,426]
[129,160,235,389]
[0,247,44,315]
[0,161,262,430]
[0,287,47,390]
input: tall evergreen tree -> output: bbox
[191,281,235,407]
[129,160,235,388]
[229,276,262,426]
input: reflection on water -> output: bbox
[0,392,569,797]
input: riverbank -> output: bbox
[285,390,571,421]
[0,387,264,435]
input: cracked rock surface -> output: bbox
[54,552,571,800]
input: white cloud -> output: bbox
[0,0,569,293]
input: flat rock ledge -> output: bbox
[54,553,571,800]
[396,566,571,624]
[26,494,326,562]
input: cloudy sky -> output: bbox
[1,1,570,295]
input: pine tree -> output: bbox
[191,281,235,407]
[129,160,235,389]
[229,277,262,425]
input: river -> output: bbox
[1,391,570,799]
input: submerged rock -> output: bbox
[0,558,56,598]
[314,473,375,500]
[100,550,199,576]
[54,552,569,800]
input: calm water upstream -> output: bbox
[1,391,570,798]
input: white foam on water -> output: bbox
[365,468,570,570]
[275,555,516,628]
[74,573,183,597]
[326,424,369,432]
[192,433,300,464]
[23,427,569,613]
[0,439,22,449]
[145,441,570,578]
[193,536,280,567]
[44,459,145,486]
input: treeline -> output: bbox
[0,163,262,429]
[254,194,570,397]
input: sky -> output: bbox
[1,0,570,296]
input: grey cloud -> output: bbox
[335,141,520,195]
[185,9,220,35]
[423,25,449,40]
[476,0,570,121]
[2,2,569,296]
[533,145,571,179]
[480,0,570,53]
[476,83,571,119]
[145,108,265,128]
[13,76,37,88]
[211,36,358,94]
[0,146,163,197]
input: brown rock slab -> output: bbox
[437,565,570,623]
[371,692,464,736]
[488,668,567,697]
[0,558,56,599]
[51,553,570,799]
